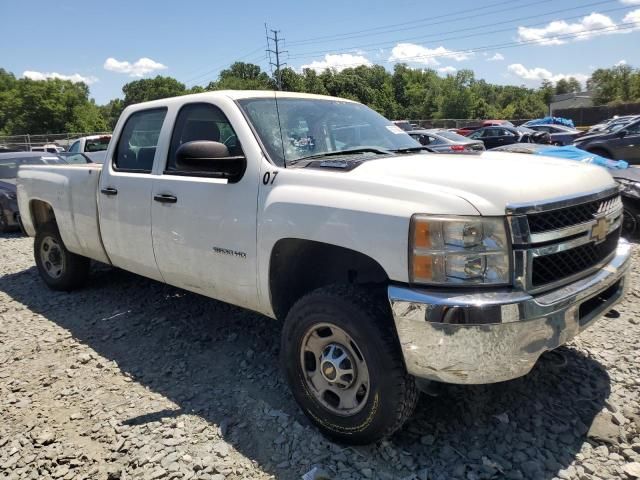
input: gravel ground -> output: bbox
[1,232,640,480]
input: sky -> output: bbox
[1,0,639,104]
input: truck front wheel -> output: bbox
[281,285,418,444]
[34,224,90,291]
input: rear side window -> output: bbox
[114,108,167,173]
[165,103,242,173]
[68,141,80,153]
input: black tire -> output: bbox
[0,210,10,233]
[622,199,640,238]
[281,284,418,444]
[588,148,611,159]
[34,224,90,291]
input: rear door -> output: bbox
[480,128,503,149]
[98,108,167,281]
[150,100,260,308]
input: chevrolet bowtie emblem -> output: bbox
[590,216,609,244]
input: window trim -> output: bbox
[163,102,245,180]
[112,107,168,174]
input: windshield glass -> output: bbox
[85,136,111,152]
[237,97,420,166]
[435,130,471,142]
[0,156,65,179]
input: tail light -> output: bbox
[450,145,466,152]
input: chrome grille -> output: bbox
[508,187,623,293]
[527,194,619,234]
[531,230,620,287]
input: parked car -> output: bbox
[17,91,629,444]
[0,152,88,232]
[526,124,583,145]
[490,142,640,235]
[466,125,546,149]
[392,120,415,132]
[454,124,482,136]
[481,119,514,127]
[67,134,112,153]
[588,115,639,134]
[574,117,640,164]
[408,128,485,152]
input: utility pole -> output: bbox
[266,25,287,90]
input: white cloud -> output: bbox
[517,12,634,46]
[22,70,98,84]
[623,8,640,25]
[387,43,473,66]
[507,63,589,85]
[621,0,640,5]
[437,66,457,74]
[487,53,504,61]
[616,59,628,66]
[300,53,372,72]
[103,57,167,77]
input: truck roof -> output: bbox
[122,90,358,113]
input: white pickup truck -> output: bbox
[17,91,630,444]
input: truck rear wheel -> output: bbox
[281,285,418,444]
[34,224,90,291]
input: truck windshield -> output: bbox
[237,96,420,167]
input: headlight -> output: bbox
[616,179,640,199]
[409,215,511,285]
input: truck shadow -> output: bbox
[0,264,613,480]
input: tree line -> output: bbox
[1,62,639,135]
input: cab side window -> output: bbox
[166,103,243,173]
[114,108,167,173]
[68,141,80,153]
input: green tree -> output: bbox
[122,76,187,106]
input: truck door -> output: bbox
[150,101,259,309]
[98,107,167,281]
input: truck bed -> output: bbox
[17,163,110,264]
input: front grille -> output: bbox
[527,194,619,233]
[531,229,620,287]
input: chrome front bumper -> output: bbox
[389,240,631,384]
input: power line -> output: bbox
[287,2,634,60]
[266,25,287,90]
[183,46,266,86]
[306,20,640,71]
[286,0,523,46]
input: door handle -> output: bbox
[154,194,177,204]
[100,187,118,196]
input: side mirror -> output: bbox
[618,129,628,138]
[175,141,246,182]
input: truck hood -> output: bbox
[350,151,616,215]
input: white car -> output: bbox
[17,91,630,444]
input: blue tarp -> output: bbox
[534,145,629,169]
[526,116,575,128]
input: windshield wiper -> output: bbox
[390,146,434,153]
[290,147,392,165]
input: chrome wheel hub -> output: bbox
[319,344,356,388]
[300,323,370,416]
[40,236,65,279]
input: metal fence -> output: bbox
[406,119,533,129]
[0,132,112,151]
[553,104,640,127]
